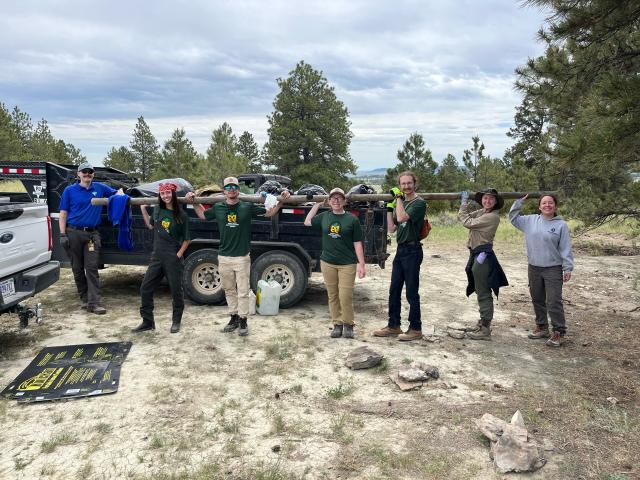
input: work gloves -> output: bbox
[460,191,469,202]
[60,233,70,250]
[387,187,404,211]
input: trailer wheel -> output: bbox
[250,251,308,308]
[183,249,225,305]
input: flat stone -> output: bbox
[476,413,507,443]
[345,346,384,370]
[399,367,429,382]
[389,369,423,391]
[447,322,467,331]
[409,362,440,379]
[493,430,544,473]
[448,330,466,339]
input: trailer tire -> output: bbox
[183,249,225,305]
[250,251,307,308]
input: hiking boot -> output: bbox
[238,317,248,336]
[467,326,492,340]
[546,331,564,347]
[330,324,343,338]
[373,326,403,337]
[528,325,550,339]
[465,320,482,332]
[398,329,423,342]
[170,320,181,334]
[81,302,88,310]
[343,324,354,339]
[88,305,107,315]
[223,314,240,332]
[132,321,155,332]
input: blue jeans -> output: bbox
[388,243,423,331]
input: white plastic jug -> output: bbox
[256,279,281,315]
[248,290,256,315]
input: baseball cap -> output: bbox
[329,187,346,198]
[223,176,239,187]
[77,161,94,172]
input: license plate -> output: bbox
[0,278,15,298]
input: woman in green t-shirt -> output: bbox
[132,183,191,334]
[304,188,365,339]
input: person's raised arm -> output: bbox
[264,190,291,218]
[304,200,325,226]
[184,192,206,219]
[140,205,153,229]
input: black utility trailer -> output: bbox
[0,162,389,308]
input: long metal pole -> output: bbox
[91,191,557,206]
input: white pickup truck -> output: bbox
[0,201,60,328]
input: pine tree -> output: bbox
[384,133,438,192]
[237,131,262,173]
[129,116,160,182]
[266,61,355,188]
[104,146,135,173]
[204,122,247,185]
[157,128,200,183]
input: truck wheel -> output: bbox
[182,249,225,305]
[250,251,308,309]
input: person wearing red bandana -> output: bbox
[132,182,191,333]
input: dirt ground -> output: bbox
[0,235,638,480]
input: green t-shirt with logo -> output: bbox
[394,197,426,244]
[311,211,363,265]
[204,201,266,256]
[151,207,191,244]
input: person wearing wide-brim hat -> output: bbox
[458,188,509,340]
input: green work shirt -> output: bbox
[204,201,266,256]
[311,211,363,265]
[394,197,426,244]
[151,207,191,244]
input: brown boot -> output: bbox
[528,325,550,339]
[546,331,564,347]
[398,329,423,342]
[373,326,403,337]
[467,326,491,340]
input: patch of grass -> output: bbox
[220,415,242,434]
[41,431,76,453]
[76,462,93,479]
[604,475,629,480]
[326,381,356,400]
[290,384,303,394]
[149,434,167,449]
[271,413,286,435]
[94,422,112,435]
[264,336,297,361]
[372,357,390,374]
[472,430,490,448]
[401,357,412,365]
[589,406,635,435]
[328,413,363,444]
[40,464,56,476]
[51,412,64,424]
[14,455,32,470]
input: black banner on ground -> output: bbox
[1,342,132,403]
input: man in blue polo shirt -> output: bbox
[59,162,123,314]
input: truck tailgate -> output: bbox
[0,203,52,279]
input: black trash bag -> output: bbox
[347,184,376,207]
[127,178,194,198]
[295,184,328,196]
[258,180,287,195]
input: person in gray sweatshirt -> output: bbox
[509,194,574,347]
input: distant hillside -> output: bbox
[352,167,387,177]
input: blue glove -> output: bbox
[460,191,469,202]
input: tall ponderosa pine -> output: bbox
[384,132,438,193]
[157,128,200,184]
[205,122,247,185]
[130,116,160,182]
[237,131,262,173]
[266,61,355,188]
[514,0,640,223]
[104,146,135,173]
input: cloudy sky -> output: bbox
[1,1,549,171]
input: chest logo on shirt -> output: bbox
[226,213,238,228]
[92,191,97,196]
[329,222,342,238]
[161,218,171,232]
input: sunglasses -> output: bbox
[224,185,240,191]
[80,169,94,174]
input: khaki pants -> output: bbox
[320,260,356,326]
[218,254,251,317]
